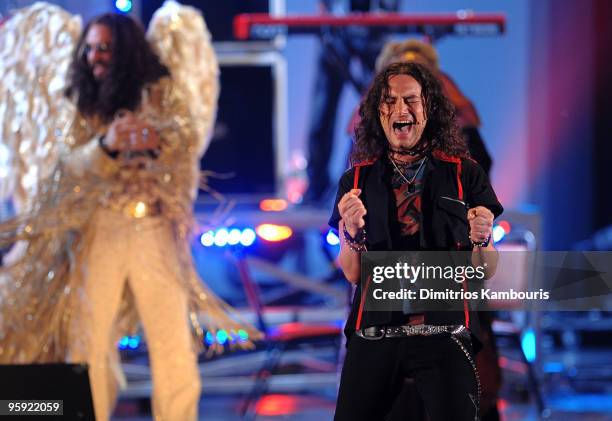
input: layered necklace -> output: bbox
[389,154,428,194]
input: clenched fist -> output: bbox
[467,206,494,243]
[338,189,367,237]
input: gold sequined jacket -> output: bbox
[0,2,260,363]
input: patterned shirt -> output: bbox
[390,156,428,239]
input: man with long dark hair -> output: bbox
[330,62,503,420]
[61,13,199,421]
[66,13,169,123]
[376,40,502,421]
[0,4,261,421]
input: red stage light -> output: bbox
[498,220,512,234]
[255,394,298,416]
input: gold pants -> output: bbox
[69,209,201,421]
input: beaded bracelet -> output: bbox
[469,232,491,248]
[343,224,367,252]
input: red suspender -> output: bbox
[353,164,365,330]
[456,160,464,201]
[462,280,470,329]
[456,160,469,327]
[355,275,372,330]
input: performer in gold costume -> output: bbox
[0,2,259,420]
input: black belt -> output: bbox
[355,324,467,340]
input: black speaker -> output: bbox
[0,363,95,420]
[199,63,277,197]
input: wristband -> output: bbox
[469,232,491,248]
[343,224,367,252]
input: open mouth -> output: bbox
[392,120,414,134]
[92,63,109,76]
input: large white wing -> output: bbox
[0,2,81,213]
[146,0,219,157]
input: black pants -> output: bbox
[334,333,479,421]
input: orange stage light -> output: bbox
[256,224,293,242]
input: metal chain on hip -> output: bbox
[449,333,482,405]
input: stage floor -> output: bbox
[112,391,612,420]
[111,345,612,421]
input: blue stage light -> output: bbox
[543,361,564,373]
[492,224,506,243]
[119,336,129,348]
[214,228,229,247]
[200,227,258,248]
[115,0,132,13]
[326,229,340,246]
[521,329,536,362]
[128,336,140,349]
[200,231,214,247]
[240,228,256,246]
[228,228,242,245]
[238,329,249,342]
[216,330,228,345]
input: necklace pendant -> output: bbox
[407,183,415,194]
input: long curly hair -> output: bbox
[65,13,169,122]
[352,62,468,164]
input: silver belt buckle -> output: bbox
[402,325,419,335]
[401,324,459,336]
[401,324,430,336]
